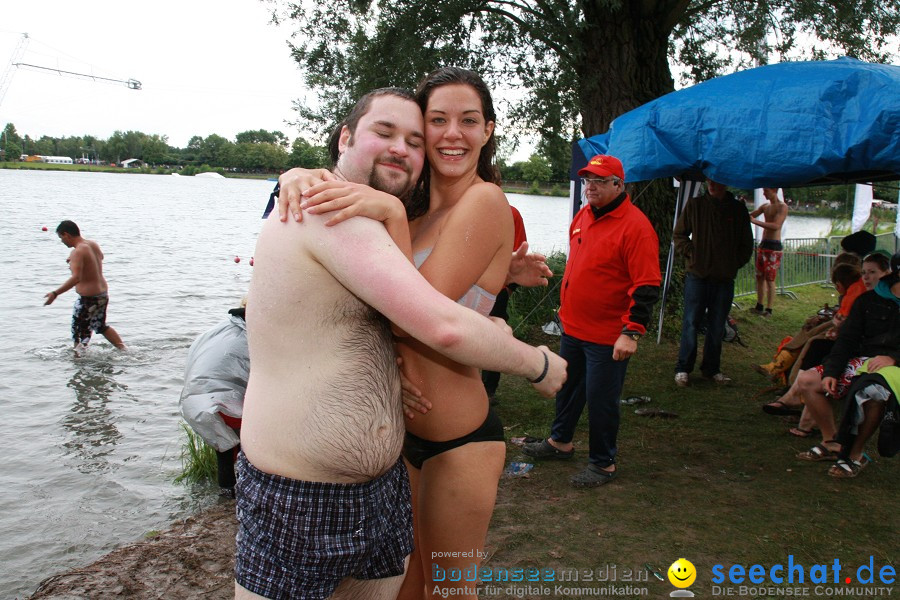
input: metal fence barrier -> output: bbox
[734,232,897,298]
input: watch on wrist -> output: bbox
[624,332,641,341]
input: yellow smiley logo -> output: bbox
[667,558,696,588]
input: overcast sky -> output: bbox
[1,0,313,149]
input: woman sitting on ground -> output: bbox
[754,252,865,386]
[760,259,868,429]
[830,269,900,477]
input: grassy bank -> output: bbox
[502,182,569,197]
[488,283,897,596]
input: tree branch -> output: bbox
[679,0,729,23]
[476,5,573,57]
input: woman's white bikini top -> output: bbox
[413,247,497,317]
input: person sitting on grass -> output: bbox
[753,249,870,385]
[796,263,900,463]
[760,259,866,425]
[784,254,893,438]
[828,260,900,477]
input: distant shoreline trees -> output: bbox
[1,122,332,173]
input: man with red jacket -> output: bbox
[524,155,661,487]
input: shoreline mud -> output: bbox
[28,501,237,599]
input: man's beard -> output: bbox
[368,156,413,198]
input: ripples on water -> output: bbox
[0,170,269,598]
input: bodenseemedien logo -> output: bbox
[668,558,697,597]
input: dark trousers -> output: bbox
[676,273,734,377]
[799,338,835,370]
[550,334,629,468]
[216,426,241,489]
[482,287,512,396]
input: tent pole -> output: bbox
[656,179,702,344]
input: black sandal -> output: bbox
[796,442,839,462]
[762,400,801,416]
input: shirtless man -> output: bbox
[235,88,565,600]
[44,220,126,354]
[750,187,789,316]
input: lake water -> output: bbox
[0,170,831,597]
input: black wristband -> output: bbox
[528,350,549,384]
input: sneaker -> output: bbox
[710,372,732,385]
[674,372,689,387]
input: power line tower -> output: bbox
[0,33,29,109]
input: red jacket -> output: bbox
[558,195,661,345]
[511,205,527,249]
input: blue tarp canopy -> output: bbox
[576,57,900,188]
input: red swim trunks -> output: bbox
[813,356,868,399]
[755,240,783,282]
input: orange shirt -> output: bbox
[838,279,866,318]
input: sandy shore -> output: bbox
[28,501,237,599]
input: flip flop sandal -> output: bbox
[634,408,679,418]
[509,435,544,447]
[828,455,871,478]
[788,427,817,438]
[621,395,651,405]
[796,443,839,462]
[762,400,802,416]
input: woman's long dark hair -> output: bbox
[406,67,500,220]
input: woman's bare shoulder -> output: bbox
[458,181,509,211]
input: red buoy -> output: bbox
[249,257,254,266]
[234,256,241,263]
[42,226,48,231]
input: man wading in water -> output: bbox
[45,220,126,355]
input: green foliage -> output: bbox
[520,154,552,184]
[236,129,289,148]
[501,160,523,182]
[507,251,567,336]
[174,424,218,484]
[537,132,573,182]
[289,137,330,169]
[3,123,23,146]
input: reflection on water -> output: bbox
[1,170,267,598]
[62,362,126,473]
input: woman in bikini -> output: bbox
[288,67,523,600]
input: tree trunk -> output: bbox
[574,6,680,237]
[575,4,676,137]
